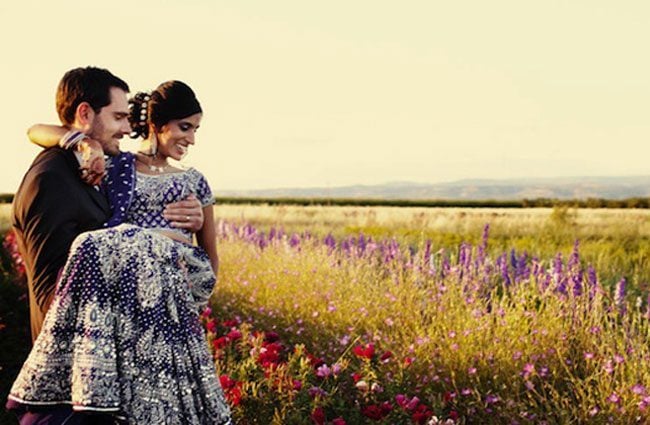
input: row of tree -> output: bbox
[1,193,649,208]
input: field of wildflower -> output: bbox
[2,204,650,424]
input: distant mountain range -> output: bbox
[216,176,650,200]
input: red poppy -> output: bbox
[264,331,280,342]
[219,375,243,407]
[213,336,230,350]
[411,404,433,424]
[227,329,243,341]
[206,319,217,333]
[310,407,326,425]
[307,352,325,368]
[223,319,239,327]
[352,343,375,360]
[257,341,283,368]
[361,404,386,420]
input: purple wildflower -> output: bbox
[615,278,626,315]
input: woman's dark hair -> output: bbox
[128,80,202,139]
[56,67,130,126]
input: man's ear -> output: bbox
[76,102,95,127]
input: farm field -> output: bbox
[2,204,650,423]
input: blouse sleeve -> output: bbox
[192,169,215,207]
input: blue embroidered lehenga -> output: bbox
[8,152,232,424]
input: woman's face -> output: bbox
[156,112,202,160]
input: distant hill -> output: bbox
[216,176,650,200]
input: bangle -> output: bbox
[59,130,87,150]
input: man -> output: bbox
[13,66,204,341]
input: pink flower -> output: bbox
[395,394,420,410]
[395,394,407,407]
[316,364,332,378]
[632,384,647,395]
[604,360,615,374]
[485,394,499,404]
[332,418,347,425]
[308,386,327,399]
[522,363,535,379]
[406,396,420,411]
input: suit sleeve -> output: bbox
[17,165,83,310]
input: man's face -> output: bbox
[86,87,131,156]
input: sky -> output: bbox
[1,0,649,193]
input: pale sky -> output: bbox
[1,0,649,193]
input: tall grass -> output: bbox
[208,220,650,423]
[214,204,650,289]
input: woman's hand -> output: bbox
[77,138,106,186]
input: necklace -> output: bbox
[137,152,169,173]
[149,164,167,173]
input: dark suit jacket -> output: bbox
[12,147,110,342]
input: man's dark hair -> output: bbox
[56,67,130,126]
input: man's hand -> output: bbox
[163,194,205,232]
[78,138,106,186]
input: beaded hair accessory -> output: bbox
[138,94,150,128]
[128,92,152,141]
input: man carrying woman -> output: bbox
[7,67,232,424]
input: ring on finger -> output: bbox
[186,215,191,222]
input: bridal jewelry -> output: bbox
[137,152,169,173]
[149,163,166,173]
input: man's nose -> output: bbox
[121,120,132,134]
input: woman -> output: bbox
[8,81,232,424]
